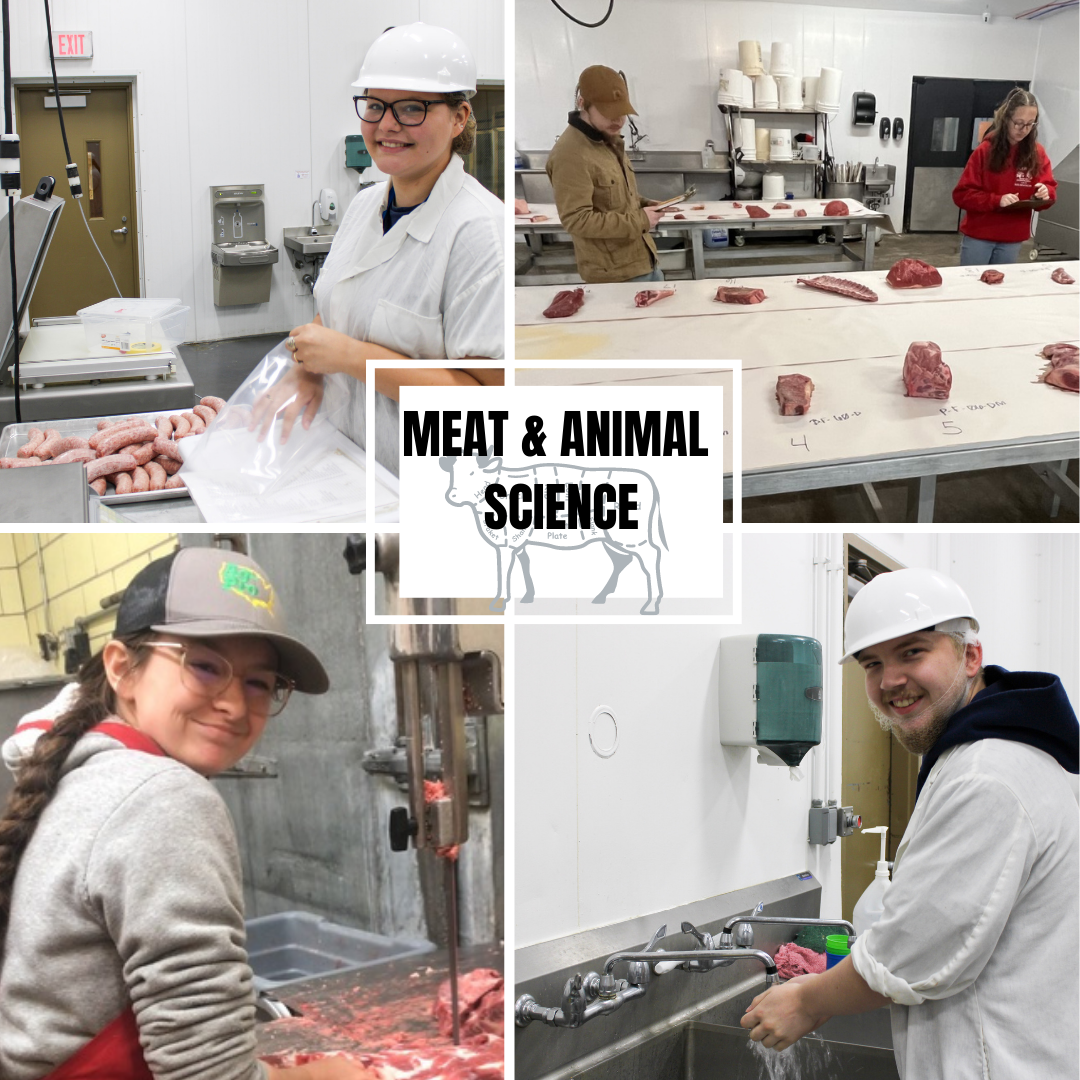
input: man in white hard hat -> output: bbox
[251,22,505,477]
[546,66,665,283]
[741,568,1079,1080]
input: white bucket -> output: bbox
[717,68,743,103]
[803,76,819,109]
[755,128,771,161]
[770,42,795,77]
[703,227,730,249]
[740,118,757,160]
[769,128,793,161]
[762,173,786,201]
[816,66,843,110]
[778,76,802,110]
[741,75,755,108]
[738,40,764,76]
[754,74,778,109]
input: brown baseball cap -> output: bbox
[115,547,329,694]
[578,65,637,120]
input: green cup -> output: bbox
[825,933,851,969]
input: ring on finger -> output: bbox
[286,336,297,352]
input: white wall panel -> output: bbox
[515,0,1046,231]
[1031,8,1079,168]
[4,0,501,342]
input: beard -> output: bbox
[868,657,974,756]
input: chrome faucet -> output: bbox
[514,921,778,1030]
[721,905,856,950]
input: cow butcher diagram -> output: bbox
[439,453,669,615]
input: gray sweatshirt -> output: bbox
[0,729,267,1080]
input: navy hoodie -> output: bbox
[916,665,1080,799]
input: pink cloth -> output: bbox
[774,943,826,979]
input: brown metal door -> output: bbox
[15,84,138,318]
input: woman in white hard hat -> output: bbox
[252,22,504,477]
[741,567,1079,1080]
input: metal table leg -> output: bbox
[690,229,705,280]
[911,474,937,522]
[863,225,877,271]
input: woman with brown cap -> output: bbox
[0,547,374,1080]
[546,66,665,283]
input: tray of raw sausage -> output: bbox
[0,397,225,504]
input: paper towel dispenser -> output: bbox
[852,92,876,127]
[718,634,823,767]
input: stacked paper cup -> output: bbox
[755,127,771,161]
[816,67,843,115]
[740,118,757,161]
[770,42,795,77]
[738,40,764,76]
[717,68,744,105]
[769,128,793,162]
[754,74,779,109]
[778,76,802,110]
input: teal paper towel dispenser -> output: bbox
[718,634,823,766]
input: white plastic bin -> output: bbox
[78,298,189,355]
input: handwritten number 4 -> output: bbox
[791,436,810,452]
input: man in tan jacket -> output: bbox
[546,66,664,283]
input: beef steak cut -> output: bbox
[714,286,766,304]
[634,288,676,307]
[775,374,815,415]
[980,269,1004,284]
[823,200,848,216]
[903,341,952,399]
[886,258,943,289]
[1051,267,1075,284]
[543,288,585,319]
[745,205,770,218]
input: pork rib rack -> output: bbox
[796,276,878,302]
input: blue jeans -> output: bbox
[626,266,665,283]
[959,234,1022,266]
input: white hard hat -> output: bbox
[840,568,979,664]
[352,23,477,98]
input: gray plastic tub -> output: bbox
[245,911,435,992]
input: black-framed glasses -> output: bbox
[353,95,450,126]
[1008,118,1037,131]
[149,641,294,717]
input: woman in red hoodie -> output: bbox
[952,88,1056,265]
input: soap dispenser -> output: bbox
[852,826,891,936]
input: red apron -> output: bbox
[45,722,164,1080]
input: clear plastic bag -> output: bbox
[180,338,350,495]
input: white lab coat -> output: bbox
[850,739,1079,1080]
[313,154,504,475]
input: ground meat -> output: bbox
[424,780,458,860]
[980,269,1004,284]
[903,341,952,399]
[261,1036,505,1080]
[823,200,848,216]
[714,286,766,304]
[1051,267,1075,284]
[775,374,814,415]
[542,288,585,319]
[774,943,826,979]
[433,969,504,1041]
[886,258,943,288]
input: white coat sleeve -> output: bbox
[441,215,505,360]
[84,768,265,1080]
[850,770,1038,1006]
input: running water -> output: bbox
[746,1031,835,1079]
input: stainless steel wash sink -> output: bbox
[282,226,338,258]
[569,1020,899,1080]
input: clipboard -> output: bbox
[1006,197,1051,210]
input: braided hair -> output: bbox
[985,88,1040,175]
[0,632,154,952]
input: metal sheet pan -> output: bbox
[0,407,195,506]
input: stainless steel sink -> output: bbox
[282,227,338,258]
[569,1020,899,1080]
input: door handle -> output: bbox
[112,226,128,235]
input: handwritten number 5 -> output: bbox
[942,421,963,436]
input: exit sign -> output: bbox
[51,32,93,58]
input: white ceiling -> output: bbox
[728,0,1071,17]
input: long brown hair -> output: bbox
[446,91,476,156]
[985,88,1040,175]
[0,632,154,952]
